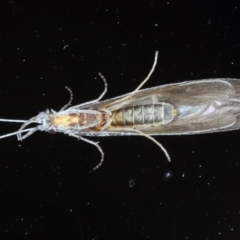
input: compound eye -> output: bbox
[48,130,56,134]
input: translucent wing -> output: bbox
[89,79,240,135]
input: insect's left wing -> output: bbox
[90,79,240,135]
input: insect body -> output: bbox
[1,51,240,169]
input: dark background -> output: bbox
[0,0,240,239]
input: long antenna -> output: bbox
[0,118,27,123]
[0,118,33,139]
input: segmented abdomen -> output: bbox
[111,103,175,126]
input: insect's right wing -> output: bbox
[93,78,240,135]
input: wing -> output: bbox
[88,78,240,135]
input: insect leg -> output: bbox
[67,73,108,110]
[112,127,171,162]
[98,51,158,103]
[117,51,159,103]
[0,128,36,140]
[96,73,108,101]
[134,128,170,162]
[80,137,104,170]
[132,51,159,94]
[69,134,105,170]
[60,86,74,111]
[17,127,40,140]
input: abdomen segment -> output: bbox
[111,103,175,126]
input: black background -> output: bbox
[1,0,240,239]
